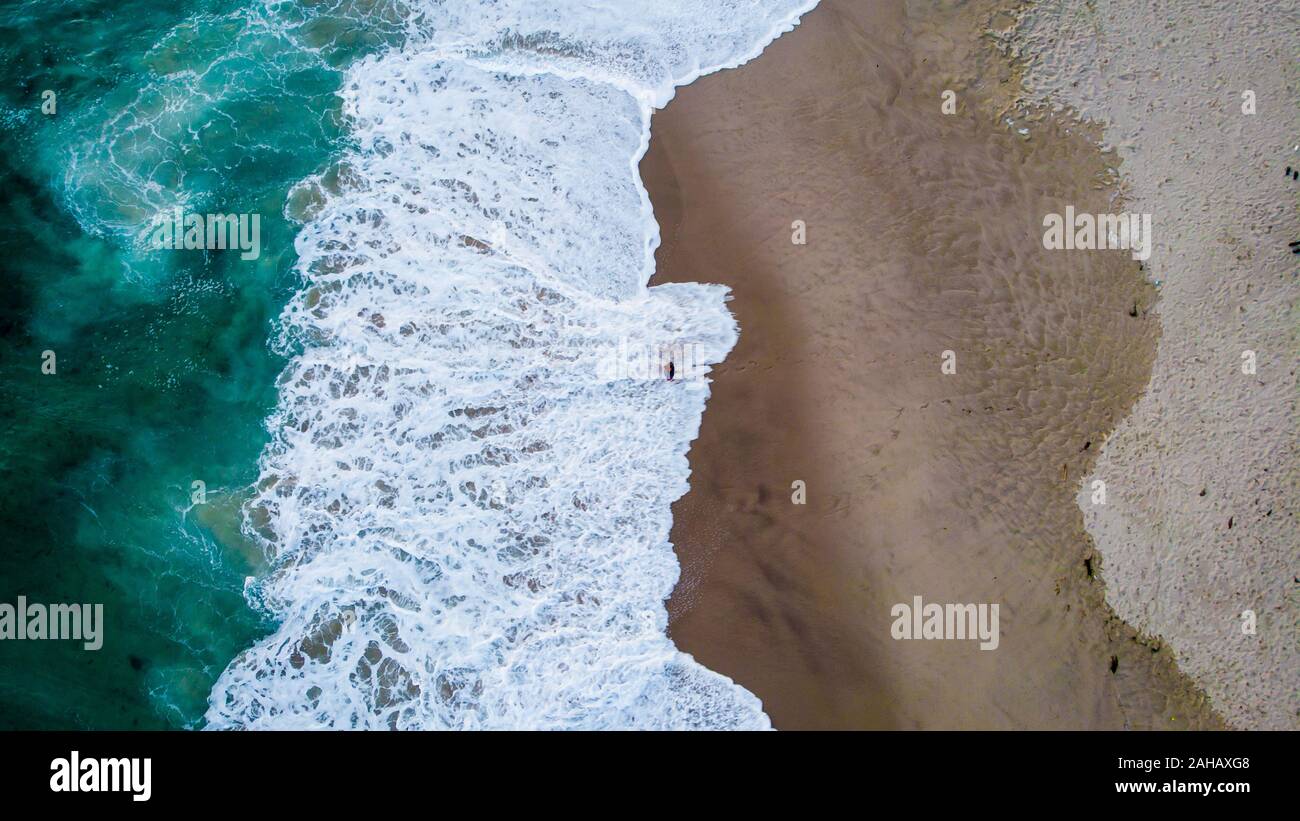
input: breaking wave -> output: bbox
[206,0,815,729]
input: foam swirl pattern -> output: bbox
[205,0,815,729]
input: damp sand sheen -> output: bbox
[0,0,1289,730]
[645,0,1230,729]
[175,0,1292,729]
[207,0,825,729]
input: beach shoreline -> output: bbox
[1017,0,1299,729]
[645,0,1226,728]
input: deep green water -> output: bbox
[0,0,394,728]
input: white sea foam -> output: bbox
[206,0,816,729]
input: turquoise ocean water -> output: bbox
[2,0,810,729]
[0,0,399,728]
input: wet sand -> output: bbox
[1019,0,1299,729]
[644,0,1224,729]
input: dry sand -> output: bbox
[644,0,1228,729]
[1015,0,1299,730]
